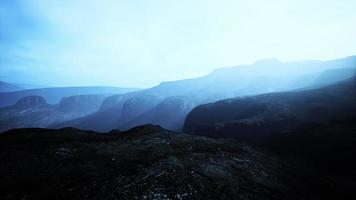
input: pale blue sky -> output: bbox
[1,0,356,87]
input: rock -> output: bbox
[0,126,352,199]
[15,96,48,109]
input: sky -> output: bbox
[1,0,356,88]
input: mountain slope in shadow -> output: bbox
[183,76,356,185]
[183,76,356,137]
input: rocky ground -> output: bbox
[0,125,353,200]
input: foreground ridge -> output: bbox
[0,125,350,200]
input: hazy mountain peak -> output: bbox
[0,81,24,93]
[254,58,281,65]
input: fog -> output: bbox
[1,0,356,87]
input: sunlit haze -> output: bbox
[1,0,356,87]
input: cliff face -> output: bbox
[58,95,106,113]
[0,95,106,133]
[0,86,138,108]
[15,96,48,109]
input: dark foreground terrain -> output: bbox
[0,125,354,200]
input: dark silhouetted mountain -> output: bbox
[0,81,24,93]
[0,94,108,132]
[0,86,139,108]
[0,125,351,199]
[60,56,355,132]
[184,76,356,137]
[183,76,356,184]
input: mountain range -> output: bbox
[0,56,355,133]
[0,86,139,108]
[0,81,25,93]
[0,55,355,199]
[53,56,355,132]
[0,95,107,132]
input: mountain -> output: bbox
[183,76,356,137]
[0,86,139,108]
[124,96,196,131]
[59,56,355,132]
[0,125,351,199]
[53,94,165,132]
[57,95,106,113]
[0,81,24,93]
[183,76,356,183]
[0,95,107,132]
[14,95,49,109]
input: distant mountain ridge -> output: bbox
[0,94,108,132]
[56,56,355,132]
[0,81,24,93]
[0,86,140,108]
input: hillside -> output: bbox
[183,76,356,137]
[183,76,356,183]
[0,125,350,200]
